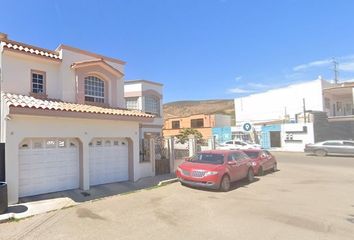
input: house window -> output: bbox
[126,97,139,110]
[145,96,160,115]
[336,102,342,112]
[31,71,45,94]
[324,98,330,109]
[172,120,180,129]
[85,76,105,103]
[191,118,204,128]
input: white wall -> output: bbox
[2,51,61,99]
[280,123,314,152]
[1,49,126,107]
[234,79,330,123]
[5,114,154,204]
[124,81,164,127]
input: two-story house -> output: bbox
[163,114,231,139]
[0,33,157,204]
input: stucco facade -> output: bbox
[163,114,231,139]
[124,80,164,140]
[234,78,332,124]
[0,33,157,204]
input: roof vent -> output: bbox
[0,33,8,40]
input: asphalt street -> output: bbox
[0,152,353,240]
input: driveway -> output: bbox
[1,152,354,240]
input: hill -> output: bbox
[163,99,235,124]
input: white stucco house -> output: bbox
[233,77,354,151]
[234,77,354,124]
[234,78,334,124]
[0,33,160,204]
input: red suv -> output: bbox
[176,150,255,191]
[242,149,277,176]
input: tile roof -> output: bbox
[2,93,154,118]
[1,39,61,60]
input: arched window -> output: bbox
[84,76,105,103]
[144,95,160,115]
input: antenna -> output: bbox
[332,57,339,84]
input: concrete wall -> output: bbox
[214,114,231,127]
[234,79,330,123]
[280,123,314,151]
[312,112,354,142]
[5,114,154,204]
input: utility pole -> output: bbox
[303,98,306,123]
[332,57,339,84]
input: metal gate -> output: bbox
[0,143,4,181]
[154,137,170,175]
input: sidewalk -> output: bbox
[0,173,177,222]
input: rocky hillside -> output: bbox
[163,99,235,124]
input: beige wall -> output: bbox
[59,49,125,107]
[164,114,216,129]
[163,114,221,139]
[2,51,61,99]
[1,48,126,108]
[5,113,154,204]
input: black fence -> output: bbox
[0,143,5,182]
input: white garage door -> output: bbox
[19,138,80,198]
[89,138,129,186]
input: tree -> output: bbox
[176,128,204,144]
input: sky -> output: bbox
[1,0,354,103]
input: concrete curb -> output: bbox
[158,178,178,186]
[0,212,15,223]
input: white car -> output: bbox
[217,140,261,150]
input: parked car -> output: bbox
[176,150,255,192]
[242,149,277,176]
[304,140,354,156]
[217,140,261,150]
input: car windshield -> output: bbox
[243,151,260,159]
[190,153,224,164]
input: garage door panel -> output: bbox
[89,138,129,186]
[19,138,80,198]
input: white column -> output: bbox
[188,135,196,157]
[81,138,90,191]
[167,137,175,173]
[5,137,19,204]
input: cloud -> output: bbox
[293,59,331,71]
[228,88,254,94]
[235,76,243,81]
[247,82,267,88]
[338,62,354,72]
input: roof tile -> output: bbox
[1,40,61,60]
[2,93,154,119]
